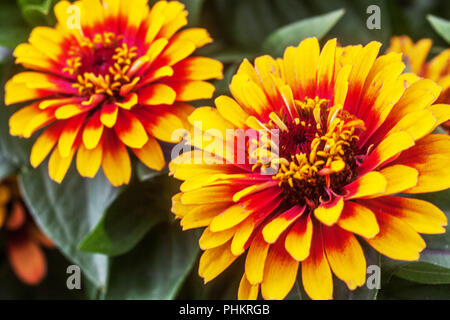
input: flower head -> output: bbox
[0,177,53,285]
[388,36,450,106]
[170,38,450,300]
[5,0,223,186]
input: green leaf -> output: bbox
[0,2,29,49]
[17,0,57,26]
[395,262,450,285]
[0,155,17,180]
[105,222,200,299]
[79,175,179,256]
[427,15,450,44]
[378,276,450,300]
[135,162,165,182]
[211,49,258,64]
[262,9,345,57]
[18,166,122,289]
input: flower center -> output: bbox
[63,32,139,97]
[265,97,365,208]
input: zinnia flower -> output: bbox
[5,0,223,186]
[170,38,450,300]
[387,36,450,130]
[0,177,53,285]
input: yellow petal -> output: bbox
[363,196,447,234]
[301,225,333,300]
[344,171,387,199]
[76,142,102,178]
[285,215,313,261]
[324,226,366,290]
[199,242,238,283]
[132,136,165,171]
[337,201,379,238]
[262,205,305,243]
[364,207,426,261]
[238,274,259,300]
[245,232,270,285]
[261,242,299,300]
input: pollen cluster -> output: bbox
[64,32,139,97]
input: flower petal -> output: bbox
[238,273,259,300]
[301,224,333,300]
[102,130,131,187]
[364,204,426,261]
[377,164,418,196]
[199,242,238,283]
[261,241,299,300]
[363,196,447,234]
[30,122,64,168]
[131,135,165,171]
[314,197,344,226]
[245,232,270,285]
[358,131,415,175]
[7,236,46,285]
[76,142,102,178]
[324,226,366,290]
[337,201,379,238]
[285,214,313,261]
[114,109,148,149]
[344,171,387,199]
[262,205,305,243]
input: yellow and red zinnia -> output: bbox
[5,0,223,186]
[170,38,450,300]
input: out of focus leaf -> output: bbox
[395,262,450,285]
[180,0,204,26]
[213,0,312,51]
[262,9,345,56]
[17,0,57,26]
[0,2,29,49]
[18,166,122,289]
[378,276,450,300]
[213,63,238,96]
[135,162,165,181]
[0,155,16,180]
[211,49,257,64]
[427,15,450,44]
[105,222,200,299]
[79,175,178,256]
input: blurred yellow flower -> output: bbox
[4,0,222,186]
